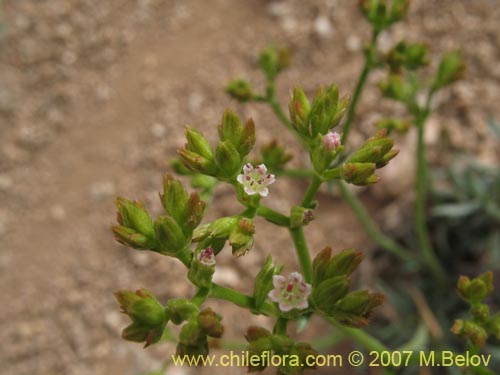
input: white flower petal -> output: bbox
[268,289,280,303]
[244,187,256,195]
[259,188,269,197]
[279,302,294,312]
[236,174,244,183]
[272,275,286,288]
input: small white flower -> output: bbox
[322,131,341,151]
[236,163,275,197]
[268,272,312,312]
[198,247,216,266]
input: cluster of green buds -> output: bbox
[451,272,499,347]
[226,45,290,102]
[176,307,224,357]
[193,216,256,256]
[112,175,205,261]
[338,129,399,185]
[178,109,255,181]
[311,247,384,327]
[245,326,318,374]
[358,0,410,32]
[380,46,465,114]
[288,85,349,145]
[385,41,429,73]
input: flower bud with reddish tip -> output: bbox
[188,247,215,289]
[114,288,168,347]
[113,197,156,250]
[290,206,315,229]
[198,308,224,338]
[289,87,311,136]
[457,272,493,304]
[253,256,283,310]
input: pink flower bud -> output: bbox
[198,247,216,267]
[322,131,341,151]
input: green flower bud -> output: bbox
[215,141,242,179]
[326,249,363,278]
[289,87,311,136]
[340,162,379,186]
[270,334,295,354]
[312,247,332,286]
[198,308,224,338]
[309,85,340,136]
[333,291,385,328]
[114,289,168,347]
[471,304,490,324]
[451,320,488,347]
[376,148,399,168]
[432,50,465,91]
[457,272,493,303]
[188,247,215,289]
[128,298,166,327]
[218,109,243,147]
[488,315,500,340]
[253,256,283,310]
[112,225,153,249]
[226,79,254,102]
[183,192,206,235]
[388,0,410,24]
[239,118,256,157]
[114,198,156,249]
[178,148,217,175]
[311,132,344,174]
[379,74,414,103]
[247,337,272,372]
[290,206,315,229]
[258,45,289,80]
[179,318,205,347]
[312,276,350,313]
[229,218,255,256]
[166,298,199,325]
[295,342,319,369]
[154,215,186,255]
[176,341,209,359]
[193,216,239,242]
[376,118,410,134]
[185,126,214,161]
[160,174,189,224]
[245,326,272,342]
[171,159,194,175]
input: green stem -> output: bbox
[268,97,295,132]
[289,227,313,283]
[415,111,444,279]
[341,30,379,145]
[273,317,288,335]
[342,62,370,145]
[176,247,193,268]
[210,283,277,317]
[325,316,387,352]
[191,288,210,306]
[301,175,322,208]
[338,181,415,262]
[257,206,290,227]
[276,168,315,178]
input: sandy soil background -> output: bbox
[1,0,499,374]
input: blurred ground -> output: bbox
[0,0,499,374]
